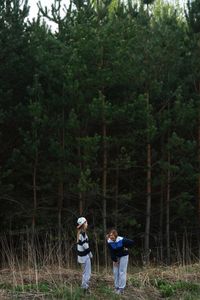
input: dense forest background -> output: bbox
[0,0,200,266]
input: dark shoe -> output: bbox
[119,288,124,294]
[83,288,91,295]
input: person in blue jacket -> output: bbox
[106,229,134,295]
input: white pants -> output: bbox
[113,255,129,290]
[81,255,91,289]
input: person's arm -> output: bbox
[107,243,118,262]
[123,237,134,248]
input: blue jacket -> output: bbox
[107,236,134,262]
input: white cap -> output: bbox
[77,217,87,228]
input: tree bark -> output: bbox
[166,150,171,264]
[102,100,107,266]
[159,173,164,263]
[197,88,200,259]
[144,93,151,265]
[144,142,151,265]
[78,142,84,215]
[32,152,38,233]
[198,103,200,226]
[114,164,119,228]
[58,109,65,262]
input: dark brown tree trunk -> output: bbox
[198,98,200,226]
[78,142,84,215]
[58,181,64,231]
[98,41,107,265]
[166,150,171,264]
[58,109,65,263]
[32,152,38,233]
[114,164,119,228]
[159,175,164,263]
[197,84,200,259]
[144,93,151,265]
[144,142,151,265]
[102,103,107,266]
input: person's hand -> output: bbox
[113,261,119,267]
[89,252,93,259]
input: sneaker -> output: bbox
[118,288,124,294]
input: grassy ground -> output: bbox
[0,264,200,299]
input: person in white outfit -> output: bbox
[76,217,93,293]
[107,229,134,295]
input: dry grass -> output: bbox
[132,263,200,284]
[0,263,199,299]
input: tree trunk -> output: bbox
[58,181,64,230]
[58,178,64,265]
[197,85,200,259]
[58,109,65,263]
[166,150,171,264]
[114,164,119,228]
[198,127,200,222]
[144,142,151,265]
[198,101,200,226]
[98,41,107,265]
[159,133,165,263]
[32,151,38,233]
[144,93,151,265]
[78,142,84,215]
[102,107,107,266]
[159,174,164,263]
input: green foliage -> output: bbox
[186,0,200,34]
[0,282,90,299]
[129,277,141,288]
[154,279,200,298]
[155,279,176,297]
[96,283,119,299]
